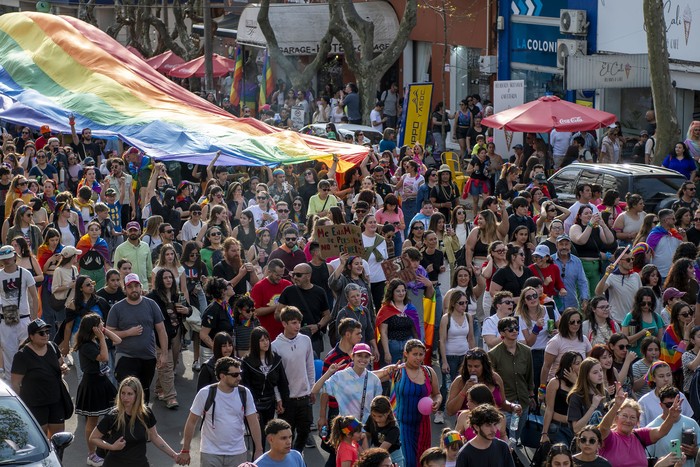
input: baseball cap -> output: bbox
[533,245,551,258]
[663,287,686,303]
[556,234,571,243]
[534,173,547,182]
[60,246,83,258]
[83,157,95,166]
[126,221,141,231]
[105,188,117,196]
[40,125,50,134]
[124,273,141,286]
[640,130,649,136]
[352,343,372,355]
[513,144,524,149]
[27,318,50,335]
[0,245,15,260]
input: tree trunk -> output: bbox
[358,73,378,128]
[643,0,679,164]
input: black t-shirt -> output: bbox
[491,266,533,298]
[456,439,515,467]
[97,407,156,467]
[420,249,444,282]
[687,227,700,247]
[469,155,490,181]
[96,287,126,307]
[278,284,329,327]
[11,341,62,406]
[573,456,612,467]
[78,340,107,376]
[201,301,233,347]
[71,139,101,161]
[369,423,401,452]
[79,249,105,271]
[508,214,536,237]
[212,259,251,297]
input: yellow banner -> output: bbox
[398,83,434,147]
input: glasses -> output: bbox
[569,319,581,325]
[305,171,313,176]
[525,294,538,301]
[84,282,95,287]
[356,209,367,214]
[21,131,29,134]
[209,232,222,237]
[688,188,697,192]
[503,326,519,333]
[292,272,310,277]
[34,330,49,336]
[165,229,174,234]
[36,155,46,159]
[680,310,692,317]
[579,436,598,445]
[277,209,289,213]
[500,300,515,306]
[641,300,652,307]
[191,211,202,215]
[456,301,467,305]
[412,225,424,230]
[622,257,633,263]
[257,196,267,200]
[321,188,330,192]
[596,305,610,310]
[493,249,507,253]
[547,208,556,213]
[293,203,302,207]
[517,252,525,257]
[285,237,298,242]
[617,344,632,350]
[227,372,242,378]
[18,181,27,186]
[662,401,675,408]
[190,253,200,257]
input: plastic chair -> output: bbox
[441,152,467,192]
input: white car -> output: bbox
[0,380,73,465]
[299,123,383,146]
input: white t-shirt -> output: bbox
[180,220,203,242]
[0,267,36,317]
[482,314,525,352]
[361,233,388,283]
[370,109,383,133]
[190,384,256,455]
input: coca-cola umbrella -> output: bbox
[481,95,617,132]
[168,53,236,79]
[126,45,144,60]
[145,50,186,73]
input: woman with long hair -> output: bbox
[444,347,510,416]
[664,258,699,306]
[621,286,665,357]
[241,326,289,442]
[675,206,693,231]
[200,226,224,275]
[37,228,63,338]
[329,253,373,322]
[590,344,618,397]
[5,204,42,253]
[376,193,405,238]
[612,193,647,247]
[463,147,493,218]
[582,295,619,346]
[199,277,235,364]
[572,426,612,467]
[631,336,661,400]
[196,332,233,390]
[201,184,226,219]
[536,201,570,244]
[153,243,189,302]
[607,333,636,396]
[74,313,121,467]
[467,208,509,267]
[224,181,246,228]
[516,285,558,390]
[247,227,275,272]
[364,396,404,466]
[541,308,592,385]
[567,357,607,433]
[1,198,25,245]
[196,204,231,246]
[632,213,660,247]
[375,279,420,365]
[570,204,615,298]
[290,195,307,228]
[304,216,333,261]
[89,377,180,466]
[4,174,34,218]
[147,268,191,409]
[75,220,111,290]
[402,220,426,251]
[660,300,695,390]
[297,168,319,211]
[361,214,389,311]
[232,210,256,252]
[489,243,533,298]
[395,161,425,237]
[51,246,80,325]
[180,241,207,369]
[541,351,582,447]
[663,141,697,179]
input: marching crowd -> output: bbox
[4,111,700,467]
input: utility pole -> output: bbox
[203,0,214,93]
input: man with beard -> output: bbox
[276,263,330,357]
[113,221,153,291]
[266,201,297,243]
[268,227,306,281]
[250,259,290,341]
[105,273,169,402]
[212,237,259,300]
[455,404,514,467]
[69,117,101,163]
[151,223,183,263]
[104,158,135,226]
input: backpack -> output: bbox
[200,383,249,431]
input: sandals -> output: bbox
[166,398,179,410]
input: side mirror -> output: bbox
[51,432,74,461]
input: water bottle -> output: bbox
[444,371,452,388]
[320,426,328,441]
[509,404,521,445]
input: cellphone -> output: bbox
[670,439,682,458]
[682,427,695,445]
[469,375,478,383]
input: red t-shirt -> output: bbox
[249,277,291,340]
[528,262,565,297]
[336,440,359,467]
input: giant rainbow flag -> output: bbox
[0,12,367,170]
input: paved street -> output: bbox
[61,344,458,467]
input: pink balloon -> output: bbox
[417,396,433,416]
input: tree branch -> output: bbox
[370,0,417,70]
[328,2,361,72]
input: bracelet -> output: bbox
[180,450,190,454]
[532,325,542,334]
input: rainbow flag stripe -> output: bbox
[0,12,367,169]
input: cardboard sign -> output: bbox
[315,224,365,258]
[381,257,417,283]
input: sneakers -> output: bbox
[87,452,104,466]
[193,361,201,372]
[305,434,316,448]
[434,411,444,424]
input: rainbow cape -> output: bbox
[76,234,110,265]
[0,12,367,171]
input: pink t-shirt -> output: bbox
[336,440,359,467]
[375,208,404,228]
[544,334,592,381]
[599,427,651,467]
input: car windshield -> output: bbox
[0,398,49,463]
[635,175,686,200]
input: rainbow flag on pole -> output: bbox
[229,46,243,107]
[258,49,272,108]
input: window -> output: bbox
[0,398,50,463]
[549,168,578,203]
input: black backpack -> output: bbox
[200,383,248,431]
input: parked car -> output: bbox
[299,123,383,146]
[548,163,687,213]
[0,380,73,465]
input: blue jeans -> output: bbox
[548,420,574,446]
[440,354,463,411]
[389,339,409,364]
[473,318,482,350]
[505,407,529,441]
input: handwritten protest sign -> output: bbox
[316,224,365,258]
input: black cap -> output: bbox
[28,318,50,335]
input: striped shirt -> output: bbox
[322,344,352,409]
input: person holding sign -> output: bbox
[361,214,389,312]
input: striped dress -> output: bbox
[393,366,431,467]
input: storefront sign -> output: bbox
[493,80,525,153]
[397,83,434,148]
[598,0,699,62]
[510,22,563,68]
[567,54,650,89]
[315,224,365,258]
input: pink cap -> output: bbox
[352,343,372,355]
[124,273,141,286]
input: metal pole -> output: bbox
[203,0,214,93]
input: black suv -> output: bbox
[548,163,687,212]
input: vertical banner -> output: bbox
[397,82,434,148]
[493,80,525,158]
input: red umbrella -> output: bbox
[481,95,617,132]
[145,50,186,73]
[168,54,236,79]
[126,45,144,60]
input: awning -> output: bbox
[237,2,399,55]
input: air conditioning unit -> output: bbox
[478,55,497,74]
[556,39,587,68]
[560,9,588,35]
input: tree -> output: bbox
[643,0,679,164]
[257,0,333,93]
[328,0,418,125]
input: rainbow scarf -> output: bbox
[76,234,110,265]
[660,325,685,372]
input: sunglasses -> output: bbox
[680,311,692,318]
[621,257,633,263]
[34,330,49,336]
[285,237,298,242]
[579,436,598,445]
[291,272,310,277]
[277,209,289,213]
[18,181,28,186]
[641,301,652,306]
[165,229,174,234]
[500,300,515,306]
[503,326,519,333]
[525,294,538,301]
[662,401,675,408]
[321,188,330,192]
[617,344,632,350]
[257,196,267,200]
[227,372,242,378]
[209,232,222,237]
[547,209,556,213]
[596,305,610,310]
[456,301,467,305]
[569,319,581,325]
[191,211,202,215]
[493,249,507,254]
[412,225,424,230]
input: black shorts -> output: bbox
[455,127,469,139]
[29,400,65,426]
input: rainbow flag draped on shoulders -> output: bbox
[660,325,684,372]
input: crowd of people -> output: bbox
[4,109,700,467]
